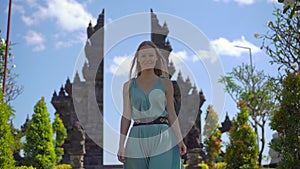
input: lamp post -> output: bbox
[234,45,259,147]
[2,0,13,98]
[234,45,253,69]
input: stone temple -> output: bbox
[51,9,206,169]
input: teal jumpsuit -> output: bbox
[124,78,184,169]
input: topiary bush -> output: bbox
[225,101,259,169]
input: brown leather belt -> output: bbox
[133,116,169,126]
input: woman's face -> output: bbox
[137,45,157,71]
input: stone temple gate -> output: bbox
[51,9,206,169]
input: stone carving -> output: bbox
[186,123,201,149]
[52,9,104,169]
[268,132,281,167]
[219,112,232,133]
[68,121,86,169]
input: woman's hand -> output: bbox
[178,141,187,155]
[117,146,126,163]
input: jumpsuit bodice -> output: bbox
[129,78,168,120]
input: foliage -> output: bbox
[258,3,300,168]
[16,166,36,169]
[10,122,25,155]
[53,113,67,164]
[259,5,300,73]
[225,101,259,169]
[203,105,219,139]
[219,63,276,165]
[204,128,222,168]
[0,30,23,102]
[54,164,72,169]
[277,0,300,17]
[215,162,227,169]
[270,72,300,168]
[23,97,56,169]
[0,92,15,168]
[198,161,209,169]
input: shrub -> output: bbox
[54,164,72,169]
[225,101,259,169]
[16,166,36,169]
[23,97,56,169]
[198,161,209,169]
[0,92,15,168]
[215,162,227,169]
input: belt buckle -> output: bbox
[135,119,141,125]
[160,117,167,123]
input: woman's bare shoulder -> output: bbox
[161,78,173,90]
[123,79,133,90]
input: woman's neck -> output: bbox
[139,69,157,79]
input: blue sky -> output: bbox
[1,0,280,165]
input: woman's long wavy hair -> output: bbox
[129,41,168,78]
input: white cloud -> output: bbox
[169,36,260,63]
[20,0,96,32]
[33,44,46,51]
[210,36,260,57]
[193,46,219,63]
[214,0,256,5]
[12,4,26,14]
[266,0,278,3]
[234,0,256,5]
[54,31,86,48]
[173,51,188,60]
[215,0,279,5]
[24,30,45,51]
[170,48,218,64]
[109,55,133,76]
[45,0,95,32]
[25,0,39,8]
[108,36,260,76]
[21,15,35,26]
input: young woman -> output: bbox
[117,41,186,169]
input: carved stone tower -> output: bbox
[150,9,206,152]
[52,9,105,169]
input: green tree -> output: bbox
[260,5,300,73]
[10,121,26,166]
[203,105,219,139]
[53,113,67,164]
[0,30,23,102]
[204,128,222,169]
[259,4,300,168]
[277,0,300,18]
[225,101,259,169]
[219,64,276,165]
[23,97,56,169]
[0,92,15,168]
[270,72,300,169]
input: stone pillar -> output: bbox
[269,132,281,167]
[70,155,85,169]
[186,148,202,169]
[68,121,86,169]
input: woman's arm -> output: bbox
[118,80,132,163]
[163,78,187,155]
